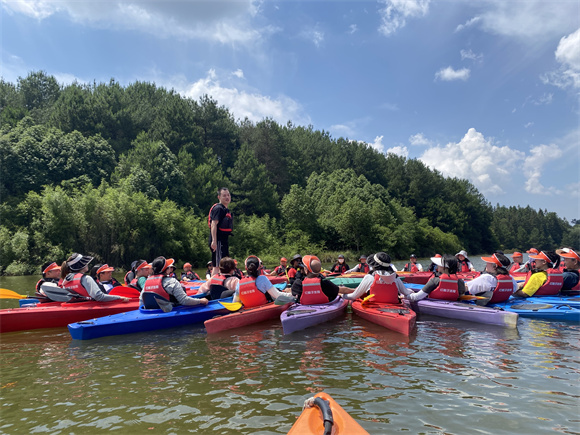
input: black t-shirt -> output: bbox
[291,275,340,303]
[209,203,233,242]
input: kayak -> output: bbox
[522,295,580,307]
[401,271,481,285]
[1,300,141,333]
[488,300,580,322]
[281,296,348,335]
[268,275,288,285]
[204,301,292,334]
[351,300,416,336]
[288,392,369,435]
[327,277,363,288]
[68,298,232,340]
[404,299,518,328]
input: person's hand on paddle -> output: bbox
[198,298,209,305]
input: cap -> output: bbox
[42,262,61,274]
[207,261,213,266]
[526,248,539,254]
[359,255,367,260]
[96,264,115,274]
[559,249,580,261]
[338,254,344,259]
[67,253,94,271]
[512,252,523,257]
[183,262,192,269]
[410,254,417,258]
[434,254,442,258]
[280,257,287,262]
[302,255,321,273]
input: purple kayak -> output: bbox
[404,299,518,328]
[281,296,348,334]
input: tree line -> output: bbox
[0,71,576,274]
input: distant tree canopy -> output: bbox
[0,71,575,274]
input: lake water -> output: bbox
[1,256,579,434]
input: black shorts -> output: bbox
[210,238,229,267]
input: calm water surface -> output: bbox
[1,260,579,434]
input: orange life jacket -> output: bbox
[238,277,269,308]
[404,263,419,273]
[488,274,514,303]
[300,277,330,305]
[428,274,459,300]
[523,269,563,296]
[368,274,400,304]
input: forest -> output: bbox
[0,71,577,274]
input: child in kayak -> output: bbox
[513,251,561,298]
[61,253,130,303]
[198,257,240,300]
[233,256,293,307]
[465,253,518,305]
[130,260,152,291]
[291,255,353,304]
[343,252,408,302]
[403,254,466,301]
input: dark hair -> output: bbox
[90,264,102,280]
[219,257,236,274]
[246,256,260,278]
[494,253,511,275]
[40,262,54,277]
[443,254,458,274]
[218,187,229,196]
[543,251,561,269]
[151,256,167,275]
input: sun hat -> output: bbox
[96,264,115,274]
[67,253,94,271]
[42,262,61,274]
[430,256,445,268]
[291,254,302,263]
[367,252,392,269]
[455,250,468,258]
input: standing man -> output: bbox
[209,187,233,276]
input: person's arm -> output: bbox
[344,265,359,274]
[166,278,208,306]
[82,276,127,302]
[342,275,373,300]
[513,272,546,298]
[406,277,439,301]
[465,275,496,295]
[210,220,218,252]
[417,263,423,271]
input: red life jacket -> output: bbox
[208,203,233,233]
[62,273,91,298]
[124,271,132,285]
[274,265,287,276]
[142,275,171,301]
[300,277,330,305]
[334,263,348,274]
[404,263,419,273]
[238,277,268,308]
[488,274,514,303]
[523,269,563,296]
[429,274,459,300]
[357,263,370,273]
[368,274,400,304]
[509,262,523,273]
[210,274,227,287]
[458,260,470,273]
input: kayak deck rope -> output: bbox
[302,396,334,435]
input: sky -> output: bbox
[1,0,579,222]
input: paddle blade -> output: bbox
[274,293,296,305]
[361,294,375,305]
[459,295,486,300]
[0,288,26,299]
[219,301,243,311]
[109,286,140,298]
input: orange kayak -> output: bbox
[288,392,369,435]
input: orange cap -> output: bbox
[302,255,320,273]
[434,254,442,258]
[281,257,287,262]
[526,248,539,254]
[183,262,192,269]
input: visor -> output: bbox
[512,252,523,257]
[559,249,580,261]
[430,257,445,268]
[97,264,115,274]
[481,254,503,267]
[529,251,551,263]
[526,248,539,254]
[42,262,61,274]
[302,255,320,273]
[136,261,152,271]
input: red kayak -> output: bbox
[204,302,292,334]
[0,299,141,333]
[267,275,288,285]
[351,300,416,336]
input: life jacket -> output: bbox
[181,271,198,280]
[404,263,419,273]
[142,275,178,305]
[124,271,135,285]
[35,277,60,292]
[458,260,470,273]
[488,274,514,303]
[130,277,142,290]
[274,265,286,276]
[62,273,91,298]
[208,203,233,234]
[524,269,563,296]
[368,274,400,304]
[357,263,370,273]
[238,277,269,308]
[509,262,523,273]
[210,274,227,287]
[287,267,297,279]
[428,274,459,300]
[300,277,330,305]
[335,263,348,274]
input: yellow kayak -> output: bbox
[288,392,369,435]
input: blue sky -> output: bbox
[2,0,579,221]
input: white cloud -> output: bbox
[369,135,386,153]
[180,69,310,126]
[435,66,470,81]
[409,133,432,146]
[419,128,525,195]
[542,28,580,90]
[386,145,409,158]
[378,0,430,36]
[524,122,534,129]
[232,69,244,79]
[348,24,357,34]
[300,26,324,47]
[329,124,356,139]
[523,144,563,194]
[380,102,399,111]
[460,49,483,62]
[1,0,263,44]
[455,16,481,33]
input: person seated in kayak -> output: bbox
[509,252,526,272]
[345,255,370,274]
[522,247,540,271]
[403,254,466,301]
[35,261,62,299]
[558,248,580,293]
[427,254,442,273]
[330,254,350,274]
[403,254,423,272]
[464,253,518,305]
[343,252,408,303]
[198,257,240,300]
[129,260,152,291]
[205,261,213,280]
[288,254,305,286]
[165,259,178,279]
[513,251,561,298]
[94,264,122,293]
[269,257,288,277]
[60,253,130,303]
[141,256,209,310]
[455,250,475,272]
[291,255,353,304]
[124,260,138,285]
[232,256,293,307]
[181,263,200,281]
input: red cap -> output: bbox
[526,248,539,254]
[97,264,115,274]
[281,257,287,262]
[434,254,442,258]
[42,262,61,274]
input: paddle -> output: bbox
[0,288,28,299]
[459,295,486,300]
[109,286,140,298]
[219,301,243,311]
[275,293,296,306]
[361,294,375,306]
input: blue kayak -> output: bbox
[488,300,580,322]
[68,298,232,340]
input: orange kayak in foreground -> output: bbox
[288,392,369,435]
